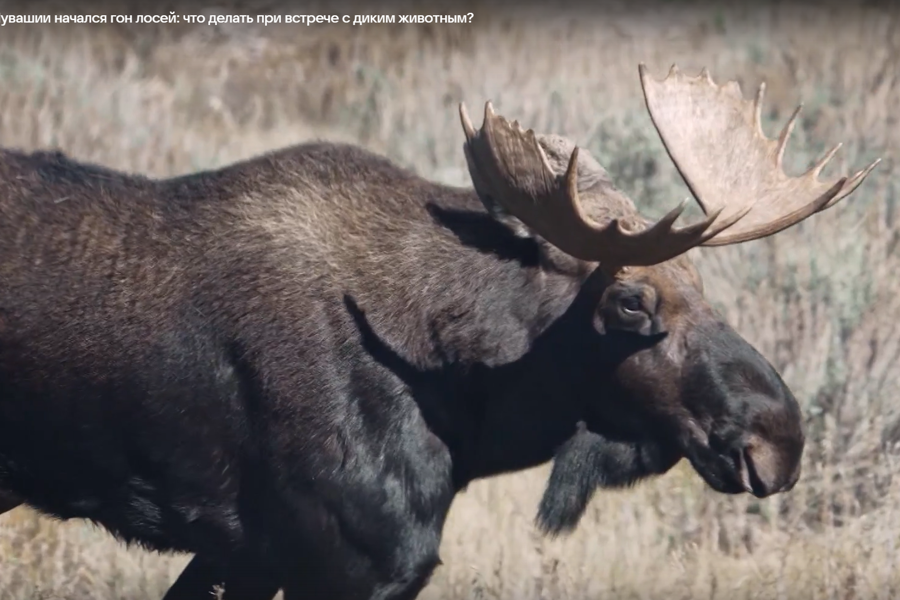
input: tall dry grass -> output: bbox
[1,2,900,598]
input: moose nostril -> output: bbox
[741,444,775,498]
[730,447,753,494]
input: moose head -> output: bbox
[458,65,879,526]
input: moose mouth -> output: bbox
[731,446,761,496]
[681,424,794,499]
[696,444,800,498]
[688,445,762,497]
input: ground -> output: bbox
[1,1,899,599]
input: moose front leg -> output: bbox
[0,489,22,515]
[162,554,281,600]
[271,484,447,600]
[273,441,451,600]
[279,545,441,600]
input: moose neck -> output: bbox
[462,328,603,483]
[421,249,679,502]
[344,188,651,490]
[412,202,610,487]
[464,267,618,484]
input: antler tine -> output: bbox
[817,157,882,212]
[638,63,880,247]
[460,101,478,141]
[809,143,843,179]
[752,81,766,139]
[458,100,741,268]
[775,104,802,169]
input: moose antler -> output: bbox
[458,65,880,266]
[638,64,881,246]
[458,102,750,266]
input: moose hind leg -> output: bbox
[162,554,281,600]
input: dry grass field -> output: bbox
[1,1,900,598]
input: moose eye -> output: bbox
[620,296,643,315]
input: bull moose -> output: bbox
[0,64,880,599]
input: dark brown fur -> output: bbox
[0,141,804,599]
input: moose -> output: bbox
[0,64,879,599]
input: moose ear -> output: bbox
[462,141,533,238]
